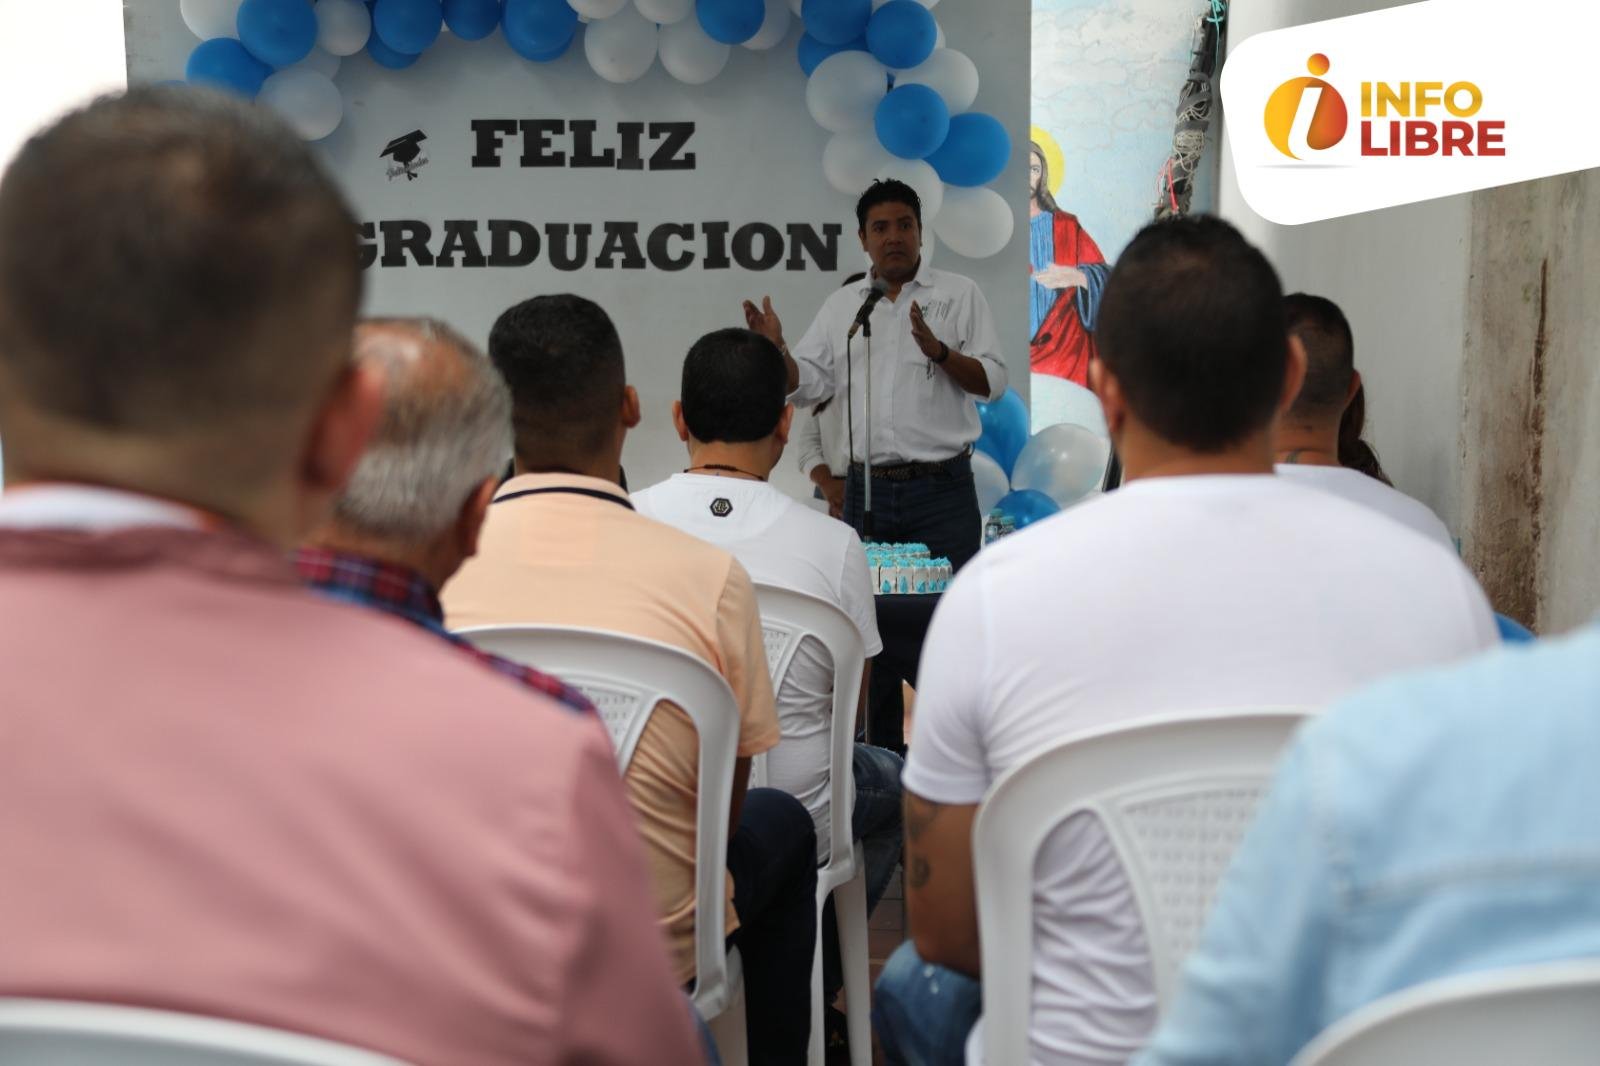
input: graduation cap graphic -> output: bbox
[381,130,427,180]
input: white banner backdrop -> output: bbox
[124,2,1031,499]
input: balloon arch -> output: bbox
[178,0,1016,258]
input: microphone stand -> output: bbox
[860,316,874,540]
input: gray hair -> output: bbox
[333,317,511,541]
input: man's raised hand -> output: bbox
[742,295,785,349]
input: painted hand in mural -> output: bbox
[1033,265,1088,290]
[741,295,787,349]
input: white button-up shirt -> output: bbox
[787,261,1007,464]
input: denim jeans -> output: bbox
[872,941,982,1066]
[726,787,818,1066]
[822,743,905,999]
[843,456,981,571]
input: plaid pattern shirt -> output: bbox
[292,547,594,716]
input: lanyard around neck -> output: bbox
[492,486,635,511]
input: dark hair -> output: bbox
[855,179,922,231]
[1283,293,1354,417]
[488,294,625,467]
[0,86,361,473]
[1029,141,1063,215]
[1097,215,1288,451]
[1338,383,1393,485]
[680,328,787,444]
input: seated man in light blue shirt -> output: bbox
[1138,626,1600,1065]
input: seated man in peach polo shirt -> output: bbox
[443,294,817,1066]
[0,88,699,1066]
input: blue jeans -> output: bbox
[727,787,818,1066]
[822,743,905,998]
[844,456,981,571]
[873,942,982,1066]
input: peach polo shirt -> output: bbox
[442,473,781,984]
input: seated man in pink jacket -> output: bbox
[0,86,700,1066]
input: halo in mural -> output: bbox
[1029,124,1064,199]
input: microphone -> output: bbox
[847,278,890,339]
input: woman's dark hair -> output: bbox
[1338,383,1392,485]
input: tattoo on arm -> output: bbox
[905,793,945,890]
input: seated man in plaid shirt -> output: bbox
[295,316,590,714]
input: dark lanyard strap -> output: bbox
[492,486,635,511]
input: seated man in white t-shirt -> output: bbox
[1275,292,1454,549]
[633,327,901,1019]
[873,216,1499,1066]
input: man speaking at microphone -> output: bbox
[742,179,1006,570]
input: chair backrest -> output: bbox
[972,709,1309,1066]
[0,998,412,1065]
[1288,960,1600,1066]
[751,583,868,872]
[451,624,743,1015]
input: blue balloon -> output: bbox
[926,111,1012,187]
[443,0,500,40]
[1496,613,1535,643]
[975,388,1030,475]
[186,38,272,97]
[502,0,577,57]
[366,33,422,67]
[698,0,765,45]
[236,0,317,67]
[875,83,949,160]
[995,489,1060,531]
[373,0,443,54]
[796,31,866,76]
[865,0,935,70]
[802,0,870,47]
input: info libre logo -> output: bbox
[1263,54,1506,161]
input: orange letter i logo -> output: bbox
[1264,54,1351,159]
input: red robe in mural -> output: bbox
[1029,211,1105,386]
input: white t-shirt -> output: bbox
[905,474,1497,1066]
[1276,462,1455,550]
[633,473,883,860]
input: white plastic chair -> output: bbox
[0,998,413,1065]
[971,709,1309,1066]
[751,584,872,1066]
[1288,960,1600,1066]
[452,624,748,1064]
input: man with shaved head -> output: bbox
[295,317,591,708]
[0,88,700,1065]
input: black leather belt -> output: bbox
[849,449,972,482]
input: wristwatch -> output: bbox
[934,342,950,364]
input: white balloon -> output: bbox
[258,68,343,141]
[292,47,342,80]
[875,158,944,221]
[638,0,694,24]
[805,50,889,134]
[972,449,1010,515]
[788,0,803,13]
[571,0,630,18]
[180,0,243,40]
[895,48,978,114]
[935,20,945,48]
[584,7,658,83]
[822,129,893,195]
[658,17,730,83]
[1011,422,1110,509]
[742,0,791,51]
[933,185,1014,259]
[315,0,371,56]
[1030,374,1109,438]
